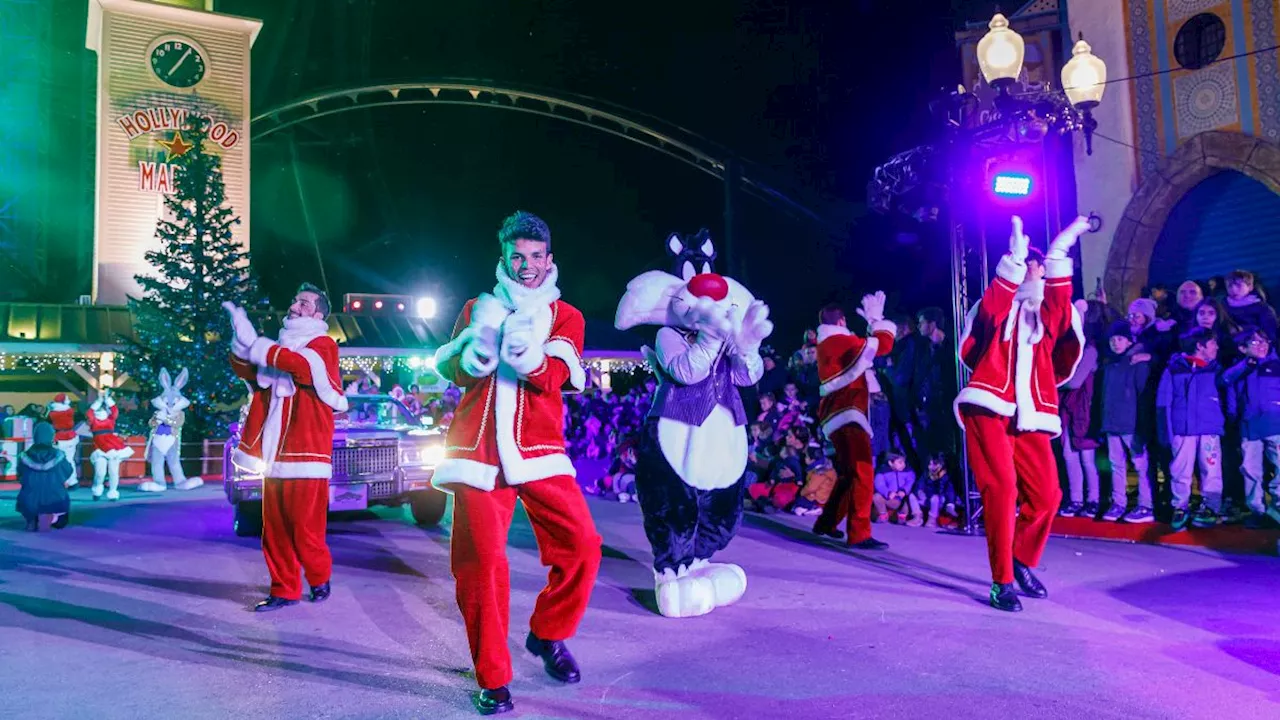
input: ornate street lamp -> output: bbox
[974,14,1107,154]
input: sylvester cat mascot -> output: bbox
[615,229,773,618]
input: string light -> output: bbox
[339,355,438,374]
[584,358,650,375]
[0,352,103,374]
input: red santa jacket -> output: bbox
[229,331,347,479]
[47,401,77,442]
[816,320,896,438]
[954,253,1084,436]
[433,295,586,492]
[87,402,133,459]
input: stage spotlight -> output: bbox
[416,297,437,319]
[992,173,1033,197]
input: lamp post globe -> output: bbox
[1062,33,1107,109]
[977,13,1025,89]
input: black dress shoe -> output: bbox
[473,686,514,715]
[990,583,1023,612]
[1012,560,1048,599]
[813,524,845,540]
[23,517,38,532]
[525,632,581,683]
[310,582,331,603]
[849,537,889,550]
[51,513,69,530]
[253,596,299,612]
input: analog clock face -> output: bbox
[150,39,207,88]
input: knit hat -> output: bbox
[1127,298,1158,324]
[33,421,54,446]
[1106,320,1133,341]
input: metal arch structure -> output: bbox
[249,79,838,237]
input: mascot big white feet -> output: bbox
[615,229,773,618]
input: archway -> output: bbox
[1104,131,1280,302]
[249,80,838,244]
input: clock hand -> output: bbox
[167,48,192,77]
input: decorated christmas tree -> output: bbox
[118,114,263,440]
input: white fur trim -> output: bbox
[953,386,1018,428]
[248,336,275,367]
[822,408,872,439]
[492,363,576,485]
[544,339,586,392]
[816,324,849,343]
[870,319,897,336]
[819,337,879,397]
[231,448,266,475]
[295,347,349,412]
[995,254,1027,286]
[432,457,500,493]
[1057,304,1086,389]
[1044,256,1073,280]
[268,461,333,480]
[1015,410,1063,436]
[48,401,71,412]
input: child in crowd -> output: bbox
[1097,321,1157,523]
[1059,300,1102,517]
[1223,270,1278,343]
[1157,327,1225,531]
[16,422,74,532]
[748,426,809,513]
[872,451,921,526]
[793,446,834,517]
[1223,328,1280,528]
[914,454,957,528]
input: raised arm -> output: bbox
[433,300,484,389]
[1042,216,1092,338]
[977,217,1030,328]
[522,304,587,394]
[656,326,724,386]
[727,300,773,387]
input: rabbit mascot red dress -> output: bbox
[615,229,773,618]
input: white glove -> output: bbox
[856,291,887,324]
[731,300,773,354]
[500,313,545,375]
[1047,215,1091,259]
[687,296,734,340]
[460,340,498,378]
[221,302,258,349]
[1008,215,1029,262]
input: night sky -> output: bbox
[43,0,1010,346]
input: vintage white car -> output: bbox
[223,394,449,536]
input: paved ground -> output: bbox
[1,486,1277,720]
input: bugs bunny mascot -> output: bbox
[138,368,201,492]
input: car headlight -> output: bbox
[402,444,446,467]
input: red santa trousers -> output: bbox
[450,473,602,690]
[960,407,1062,584]
[261,478,333,601]
[815,425,875,544]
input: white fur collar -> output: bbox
[48,401,71,412]
[1005,279,1046,343]
[278,315,330,349]
[817,324,850,343]
[493,260,561,312]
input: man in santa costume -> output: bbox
[47,394,81,488]
[86,389,133,501]
[432,210,599,716]
[811,292,897,549]
[223,283,348,613]
[955,215,1089,612]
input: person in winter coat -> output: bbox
[16,422,74,531]
[1058,300,1102,518]
[1172,281,1204,331]
[1095,321,1157,523]
[1223,328,1280,527]
[1127,297,1178,360]
[872,452,921,525]
[1223,270,1278,342]
[1157,327,1226,531]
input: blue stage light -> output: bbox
[992,173,1033,197]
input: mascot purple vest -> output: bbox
[615,229,774,618]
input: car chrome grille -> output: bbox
[332,445,396,478]
[368,481,396,499]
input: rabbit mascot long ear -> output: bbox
[613,229,772,619]
[139,366,198,493]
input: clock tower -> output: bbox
[86,0,262,305]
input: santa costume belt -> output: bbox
[92,429,115,436]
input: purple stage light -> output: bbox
[992,173,1033,197]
